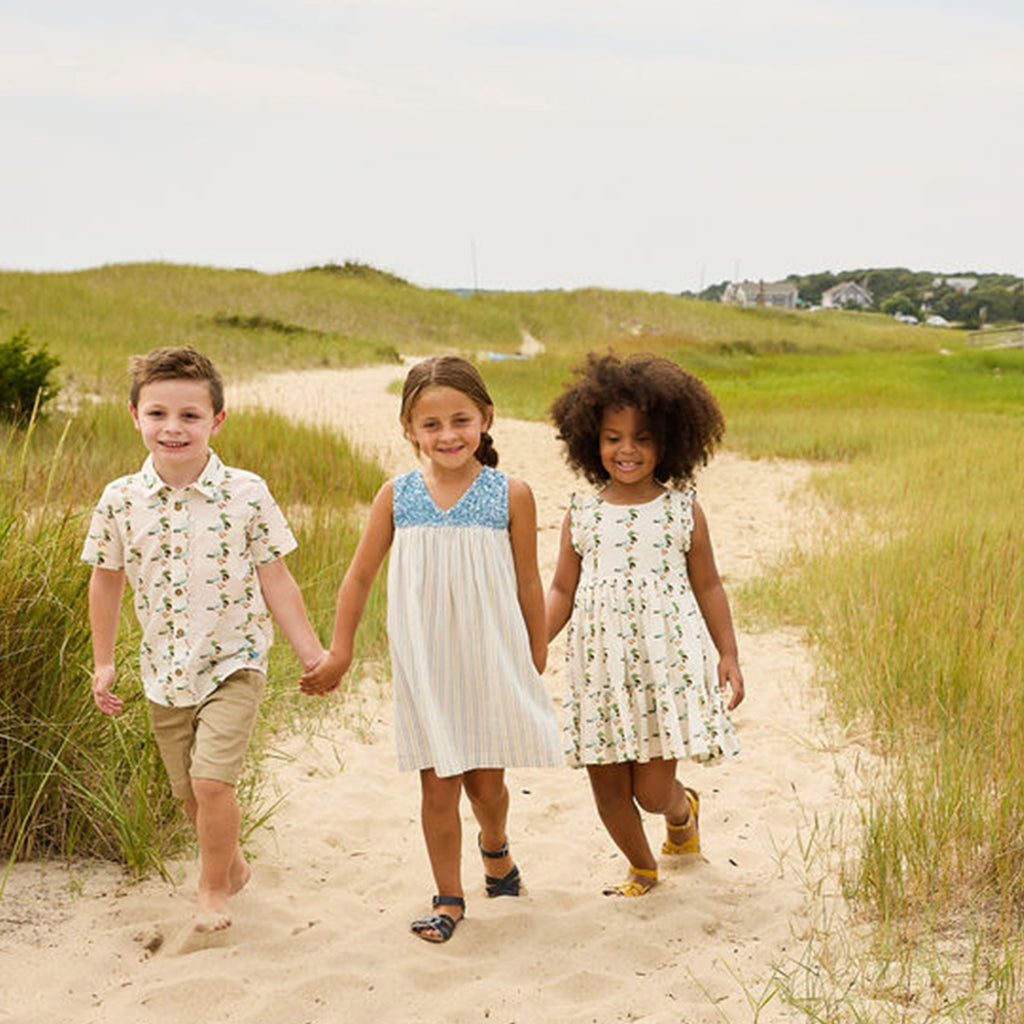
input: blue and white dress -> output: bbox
[387,466,563,777]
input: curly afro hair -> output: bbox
[550,351,724,487]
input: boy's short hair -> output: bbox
[129,346,225,414]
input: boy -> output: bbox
[82,346,326,933]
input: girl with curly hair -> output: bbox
[546,351,744,897]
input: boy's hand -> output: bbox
[93,665,125,716]
[299,649,349,696]
[302,648,330,674]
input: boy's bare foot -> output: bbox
[195,890,232,933]
[228,853,251,895]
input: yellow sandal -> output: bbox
[662,787,700,855]
[602,865,658,898]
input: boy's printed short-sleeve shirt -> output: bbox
[81,451,297,707]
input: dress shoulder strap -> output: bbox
[668,484,697,551]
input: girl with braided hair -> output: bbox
[303,356,561,942]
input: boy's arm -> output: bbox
[300,481,395,695]
[545,512,581,642]
[256,557,326,673]
[508,477,547,674]
[89,566,126,716]
[686,500,745,711]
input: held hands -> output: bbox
[718,655,745,712]
[299,648,350,696]
[92,665,125,716]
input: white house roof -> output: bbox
[822,281,872,299]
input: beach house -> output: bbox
[721,280,799,309]
[821,281,873,309]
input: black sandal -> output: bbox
[478,834,522,897]
[410,895,465,943]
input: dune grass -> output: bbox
[0,263,523,398]
[719,373,1024,1020]
[4,261,1024,1015]
[0,397,386,882]
[485,334,1024,1019]
[0,263,948,402]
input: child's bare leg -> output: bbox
[632,758,689,819]
[418,769,465,936]
[633,758,699,852]
[189,777,249,931]
[184,786,251,894]
[586,763,657,889]
[464,768,515,886]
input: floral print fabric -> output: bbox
[563,487,740,767]
[81,452,296,707]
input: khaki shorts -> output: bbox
[149,669,266,799]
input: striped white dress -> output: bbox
[387,467,562,777]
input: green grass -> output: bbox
[486,288,946,354]
[483,340,1023,429]
[482,319,1024,1018]
[0,397,386,881]
[4,260,1024,1015]
[0,263,523,398]
[750,417,1024,911]
[0,263,949,403]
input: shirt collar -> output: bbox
[139,450,225,498]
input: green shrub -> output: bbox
[0,330,60,422]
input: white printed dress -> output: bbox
[563,486,740,767]
[387,467,563,778]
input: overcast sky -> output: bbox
[2,0,1022,293]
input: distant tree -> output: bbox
[929,287,1017,329]
[0,330,61,422]
[972,287,1018,326]
[858,268,932,308]
[881,293,919,318]
[1014,287,1024,322]
[789,272,838,306]
[697,281,729,303]
[931,288,981,325]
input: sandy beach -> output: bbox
[0,362,857,1024]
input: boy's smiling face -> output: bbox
[130,378,225,487]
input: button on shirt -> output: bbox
[81,452,297,707]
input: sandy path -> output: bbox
[0,363,852,1024]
